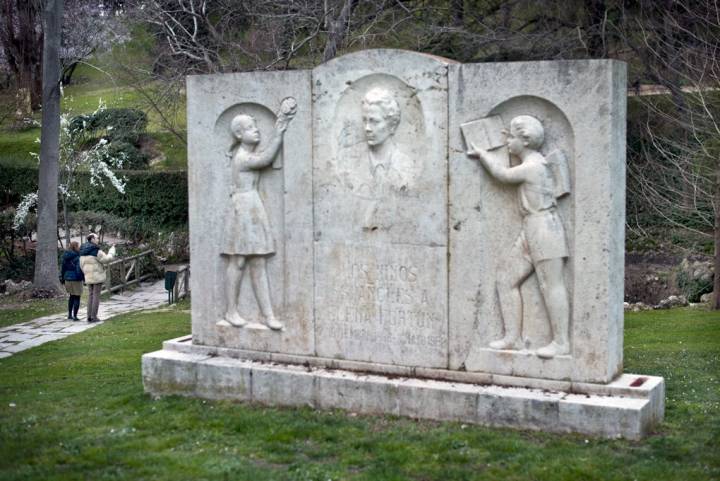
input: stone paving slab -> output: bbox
[0,280,168,359]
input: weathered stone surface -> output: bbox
[146,50,665,438]
[316,370,400,416]
[195,357,252,401]
[251,363,316,407]
[187,70,315,355]
[142,350,207,397]
[449,60,627,383]
[398,378,479,423]
[476,386,565,431]
[143,348,664,439]
[312,50,452,368]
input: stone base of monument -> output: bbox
[143,336,664,440]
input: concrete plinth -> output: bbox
[143,336,664,440]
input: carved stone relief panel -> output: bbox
[464,99,575,360]
[448,60,626,383]
[214,102,288,331]
[187,70,314,355]
[186,54,625,384]
[313,50,453,368]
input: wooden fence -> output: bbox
[102,249,156,294]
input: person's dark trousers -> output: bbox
[67,295,81,319]
[87,283,103,321]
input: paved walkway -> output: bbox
[0,280,168,359]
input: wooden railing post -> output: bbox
[101,249,156,295]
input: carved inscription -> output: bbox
[315,244,447,367]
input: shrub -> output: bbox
[70,170,187,226]
[148,228,190,263]
[0,167,38,205]
[1,167,188,228]
[68,108,150,171]
[0,252,35,282]
[87,108,148,144]
[107,141,149,169]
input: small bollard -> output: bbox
[165,271,178,304]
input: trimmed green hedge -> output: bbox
[0,167,187,227]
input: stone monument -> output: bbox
[143,49,665,439]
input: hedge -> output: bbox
[0,167,187,227]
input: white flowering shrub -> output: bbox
[60,100,127,198]
[13,101,127,232]
[12,192,38,231]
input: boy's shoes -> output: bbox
[265,317,284,330]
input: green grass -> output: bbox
[0,127,40,167]
[62,85,144,115]
[0,85,188,170]
[0,306,718,480]
[0,296,66,328]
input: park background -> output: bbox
[0,1,718,480]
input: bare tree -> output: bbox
[119,0,423,140]
[60,1,129,85]
[34,0,63,295]
[619,1,720,307]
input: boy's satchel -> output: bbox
[546,149,571,199]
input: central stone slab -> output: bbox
[143,49,665,439]
[312,51,450,368]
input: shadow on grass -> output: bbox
[0,307,718,480]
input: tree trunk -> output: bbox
[62,194,70,247]
[61,61,78,85]
[322,0,357,63]
[33,0,63,294]
[714,161,720,310]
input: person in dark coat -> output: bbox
[60,241,84,321]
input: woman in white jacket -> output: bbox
[79,233,116,322]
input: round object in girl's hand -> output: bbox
[280,97,297,116]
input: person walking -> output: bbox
[79,233,116,323]
[59,241,84,320]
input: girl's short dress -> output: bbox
[221,190,275,256]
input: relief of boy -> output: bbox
[468,115,570,359]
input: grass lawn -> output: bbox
[0,306,718,480]
[0,126,41,167]
[0,296,67,328]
